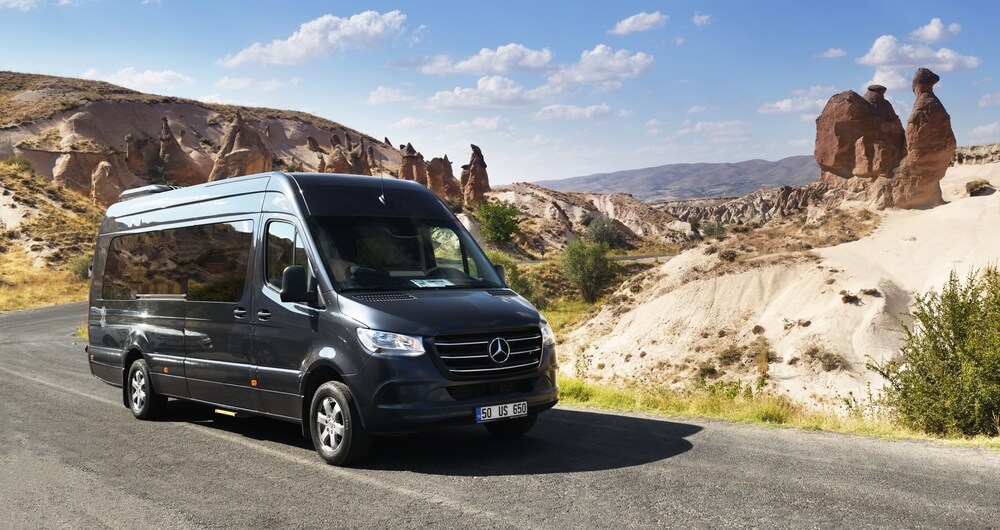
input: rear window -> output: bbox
[101,221,253,302]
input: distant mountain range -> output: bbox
[534,156,819,203]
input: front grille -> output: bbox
[432,327,543,379]
[351,293,416,303]
[486,289,517,296]
[447,378,536,401]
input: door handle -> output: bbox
[256,309,272,321]
[234,307,248,319]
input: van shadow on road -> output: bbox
[158,402,700,476]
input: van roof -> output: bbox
[103,172,451,227]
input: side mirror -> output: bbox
[280,265,318,305]
[493,264,505,283]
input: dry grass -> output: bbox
[558,376,1000,452]
[0,249,88,312]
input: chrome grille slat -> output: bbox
[432,327,544,379]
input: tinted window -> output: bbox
[102,221,253,302]
[266,221,310,290]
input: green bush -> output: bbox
[586,216,627,249]
[485,250,546,309]
[475,200,519,244]
[67,254,92,280]
[702,221,726,238]
[870,268,1000,436]
[561,239,615,303]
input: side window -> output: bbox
[185,221,253,302]
[266,221,310,290]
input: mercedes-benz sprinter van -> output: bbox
[86,172,558,465]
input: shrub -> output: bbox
[702,221,726,238]
[689,217,701,231]
[586,216,627,249]
[485,250,546,309]
[475,200,519,244]
[718,249,738,262]
[2,156,32,172]
[561,239,615,303]
[67,254,92,280]
[965,179,993,196]
[870,268,1000,436]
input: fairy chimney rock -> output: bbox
[208,111,273,181]
[158,117,205,185]
[462,144,491,206]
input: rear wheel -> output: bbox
[127,358,166,420]
[309,381,372,466]
[484,413,537,438]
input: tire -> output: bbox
[309,381,372,466]
[127,358,166,420]
[484,413,537,438]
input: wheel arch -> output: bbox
[299,362,346,437]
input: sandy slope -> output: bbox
[561,162,1000,410]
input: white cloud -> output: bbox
[367,85,416,104]
[677,120,750,143]
[760,86,834,115]
[532,103,610,121]
[546,44,654,92]
[421,43,552,75]
[106,67,194,91]
[616,108,634,117]
[0,0,40,10]
[256,77,298,92]
[857,35,980,73]
[514,134,553,147]
[979,93,1000,108]
[687,105,707,114]
[858,34,980,93]
[909,18,961,44]
[675,36,685,46]
[815,48,846,59]
[424,76,532,110]
[644,118,663,136]
[215,76,253,90]
[445,116,512,133]
[388,117,434,130]
[970,122,1000,138]
[608,11,667,35]
[408,24,427,46]
[81,68,98,79]
[219,10,406,67]
[692,12,711,26]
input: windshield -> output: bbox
[309,216,504,292]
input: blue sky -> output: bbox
[2,1,999,184]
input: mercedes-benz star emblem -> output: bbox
[488,338,511,364]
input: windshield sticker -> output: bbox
[410,279,454,288]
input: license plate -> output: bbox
[476,401,527,423]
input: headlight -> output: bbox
[541,319,556,347]
[356,328,425,357]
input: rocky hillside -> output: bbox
[534,155,818,202]
[488,182,694,254]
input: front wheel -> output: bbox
[127,358,166,419]
[484,413,537,438]
[309,382,372,466]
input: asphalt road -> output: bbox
[1,303,999,528]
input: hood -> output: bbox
[335,289,540,337]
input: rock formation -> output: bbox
[158,117,205,185]
[123,133,159,176]
[427,155,463,202]
[90,160,143,206]
[816,68,956,209]
[461,144,490,206]
[208,111,272,181]
[954,143,1000,165]
[398,143,428,186]
[891,68,957,208]
[306,136,323,153]
[316,153,327,173]
[665,184,822,225]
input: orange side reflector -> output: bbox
[89,354,95,361]
[163,367,169,374]
[250,379,258,387]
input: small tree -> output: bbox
[561,239,615,303]
[485,250,546,309]
[475,200,520,244]
[586,216,627,249]
[870,268,1000,436]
